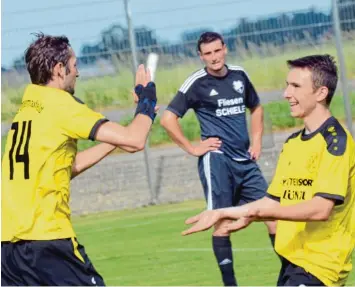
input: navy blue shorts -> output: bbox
[198,152,267,209]
[1,238,105,286]
[277,257,325,286]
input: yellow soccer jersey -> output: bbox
[2,84,108,242]
[267,116,355,286]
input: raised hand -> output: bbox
[182,210,221,236]
[132,64,152,104]
[191,137,222,157]
[136,64,151,87]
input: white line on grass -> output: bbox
[76,215,187,235]
[167,247,273,252]
[92,247,274,263]
[74,206,200,226]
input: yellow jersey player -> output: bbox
[1,33,158,286]
[181,54,355,286]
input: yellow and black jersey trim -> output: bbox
[314,192,345,205]
[266,193,281,202]
[88,118,109,141]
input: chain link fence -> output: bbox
[2,0,354,214]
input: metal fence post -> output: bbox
[124,0,156,204]
[332,0,353,136]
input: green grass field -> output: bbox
[73,200,355,286]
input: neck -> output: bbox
[303,106,332,133]
[45,81,61,90]
[206,65,228,77]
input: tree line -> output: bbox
[10,0,355,70]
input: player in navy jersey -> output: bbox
[161,32,277,286]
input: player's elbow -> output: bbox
[310,210,332,221]
[312,214,330,221]
[124,147,140,153]
[309,197,335,221]
[130,139,146,152]
[135,142,146,152]
[160,111,176,130]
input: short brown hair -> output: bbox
[25,32,72,85]
[287,54,338,105]
[197,32,225,52]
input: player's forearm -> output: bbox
[161,115,195,155]
[255,196,335,222]
[219,196,279,219]
[250,105,264,146]
[71,143,116,179]
[95,116,152,151]
[125,114,153,149]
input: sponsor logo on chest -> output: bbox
[233,80,244,94]
[209,80,246,117]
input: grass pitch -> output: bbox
[72,200,355,286]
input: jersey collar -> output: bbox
[301,116,336,141]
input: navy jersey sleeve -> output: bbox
[244,73,260,109]
[166,91,190,118]
[166,79,199,118]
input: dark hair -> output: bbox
[25,32,72,85]
[287,54,338,105]
[197,32,225,52]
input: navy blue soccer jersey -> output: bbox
[167,65,260,160]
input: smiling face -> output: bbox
[199,39,227,73]
[284,67,318,119]
[284,55,339,121]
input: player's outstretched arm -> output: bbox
[226,196,335,233]
[251,196,336,222]
[182,196,279,235]
[70,65,156,178]
[160,110,221,157]
[95,64,156,150]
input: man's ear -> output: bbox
[53,62,65,79]
[223,44,228,55]
[198,51,203,62]
[316,86,329,104]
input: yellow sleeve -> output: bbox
[313,141,351,205]
[266,146,288,200]
[58,96,108,140]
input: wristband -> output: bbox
[135,98,157,121]
[134,82,157,121]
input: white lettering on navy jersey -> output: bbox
[216,97,245,117]
[217,98,243,107]
[216,105,246,117]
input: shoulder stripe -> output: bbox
[285,130,302,144]
[228,65,245,71]
[228,65,250,79]
[179,69,207,94]
[320,119,347,156]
